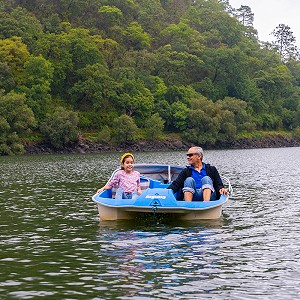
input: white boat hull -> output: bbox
[96,201,225,220]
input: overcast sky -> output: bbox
[229,0,300,47]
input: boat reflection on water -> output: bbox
[95,211,229,298]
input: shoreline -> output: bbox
[23,135,300,155]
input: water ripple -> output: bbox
[1,148,300,299]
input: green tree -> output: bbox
[31,31,73,95]
[184,96,232,145]
[154,100,172,129]
[293,104,300,128]
[100,0,139,21]
[220,0,233,13]
[145,113,165,140]
[184,108,220,145]
[0,6,43,50]
[170,101,189,131]
[40,107,79,149]
[217,97,254,132]
[286,59,300,86]
[183,1,244,47]
[67,28,107,70]
[234,5,254,27]
[129,21,152,49]
[43,13,64,34]
[233,5,257,39]
[136,0,166,35]
[271,24,299,61]
[32,28,107,96]
[293,126,300,139]
[115,78,154,125]
[98,5,123,28]
[255,65,295,114]
[0,91,36,155]
[120,21,152,50]
[97,126,111,144]
[0,37,30,85]
[197,46,249,101]
[112,50,156,79]
[164,85,197,104]
[154,46,204,85]
[144,76,167,103]
[158,21,202,53]
[281,108,295,130]
[18,55,54,120]
[69,63,117,111]
[258,113,282,130]
[0,62,15,92]
[217,109,237,141]
[111,114,138,145]
[160,0,192,24]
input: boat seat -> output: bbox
[111,178,150,199]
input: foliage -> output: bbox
[97,126,112,144]
[271,24,299,61]
[170,101,189,131]
[234,5,254,27]
[0,36,30,84]
[216,97,253,132]
[98,5,123,23]
[114,78,154,125]
[40,107,79,149]
[0,0,300,154]
[68,63,117,111]
[255,65,295,114]
[294,104,300,128]
[111,114,138,145]
[292,127,300,139]
[18,55,54,120]
[145,113,165,140]
[0,6,43,50]
[0,91,36,155]
[123,21,152,50]
[0,61,15,92]
[158,21,202,53]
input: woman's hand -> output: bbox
[97,187,104,194]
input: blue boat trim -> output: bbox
[92,188,228,210]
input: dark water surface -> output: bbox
[1,148,300,299]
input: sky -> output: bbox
[229,0,300,47]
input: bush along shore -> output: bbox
[23,134,300,155]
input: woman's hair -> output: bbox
[120,152,135,164]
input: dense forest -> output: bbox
[1,0,300,155]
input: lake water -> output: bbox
[1,147,300,299]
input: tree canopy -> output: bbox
[1,0,300,154]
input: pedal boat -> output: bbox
[92,164,231,221]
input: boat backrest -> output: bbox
[111,177,150,198]
[134,164,184,184]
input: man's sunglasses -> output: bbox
[186,153,196,157]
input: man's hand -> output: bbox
[219,188,228,195]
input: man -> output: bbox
[168,146,228,201]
